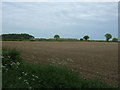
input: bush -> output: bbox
[112,38,118,42]
[2,49,22,72]
[80,38,83,41]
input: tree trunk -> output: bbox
[106,38,109,41]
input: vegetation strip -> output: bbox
[0,33,118,42]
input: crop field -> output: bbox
[2,41,118,86]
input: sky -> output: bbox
[2,2,118,40]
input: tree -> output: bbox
[105,33,112,41]
[112,38,118,42]
[83,35,89,41]
[54,35,60,40]
[80,38,83,41]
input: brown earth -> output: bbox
[2,41,119,86]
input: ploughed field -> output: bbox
[2,41,118,86]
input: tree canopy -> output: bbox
[1,33,34,41]
[83,35,89,40]
[112,38,118,42]
[54,35,60,40]
[105,33,112,41]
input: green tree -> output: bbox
[54,35,60,40]
[80,38,83,41]
[105,33,112,41]
[83,35,89,41]
[112,38,118,42]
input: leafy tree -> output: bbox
[80,38,83,41]
[83,35,89,40]
[112,38,118,42]
[105,33,112,41]
[54,35,60,40]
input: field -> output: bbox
[2,41,118,86]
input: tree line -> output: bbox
[1,33,34,41]
[54,33,118,42]
[0,33,118,42]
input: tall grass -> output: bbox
[2,49,115,89]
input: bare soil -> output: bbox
[2,41,119,86]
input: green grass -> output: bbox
[2,49,117,89]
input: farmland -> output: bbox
[2,41,118,86]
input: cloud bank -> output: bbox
[2,2,118,40]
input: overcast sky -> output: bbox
[2,2,118,40]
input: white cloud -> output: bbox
[2,0,119,2]
[3,2,117,26]
[2,2,118,39]
[0,2,2,34]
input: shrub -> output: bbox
[80,38,83,41]
[2,49,22,71]
[112,38,118,42]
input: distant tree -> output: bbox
[105,33,112,41]
[112,38,118,42]
[83,35,89,40]
[54,35,60,40]
[80,38,83,41]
